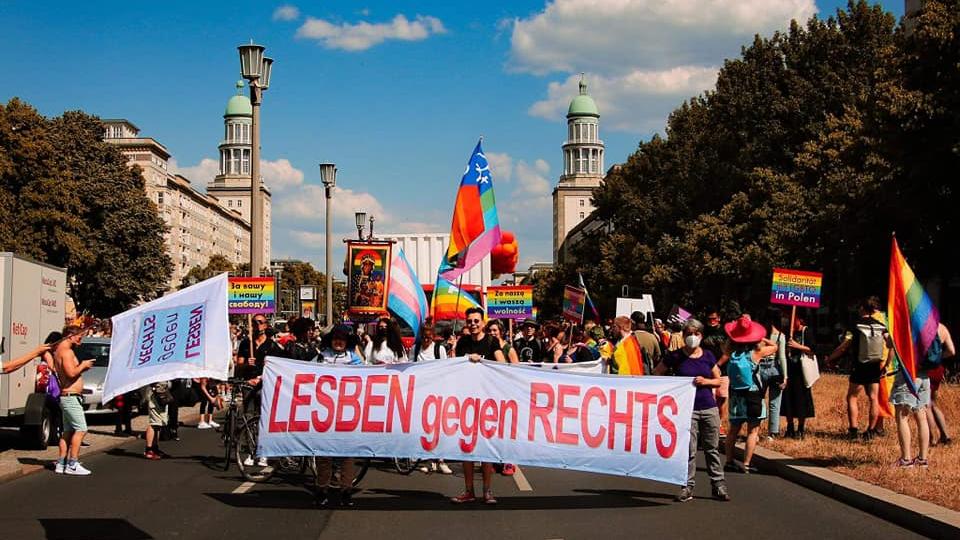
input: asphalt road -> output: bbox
[0,426,926,540]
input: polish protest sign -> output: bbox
[228,277,276,315]
[258,357,695,485]
[103,274,231,402]
[562,285,586,324]
[770,268,823,308]
[486,286,533,320]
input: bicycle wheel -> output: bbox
[235,415,274,482]
[393,457,421,475]
[352,458,370,487]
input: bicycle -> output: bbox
[220,379,275,482]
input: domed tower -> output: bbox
[207,81,271,267]
[553,75,604,263]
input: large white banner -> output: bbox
[102,274,231,402]
[258,356,695,486]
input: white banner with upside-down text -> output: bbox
[258,356,694,485]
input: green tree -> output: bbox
[181,254,236,288]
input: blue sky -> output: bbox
[1,0,904,274]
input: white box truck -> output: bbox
[0,253,66,448]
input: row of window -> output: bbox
[568,122,598,143]
[564,147,603,175]
[225,122,251,144]
[220,148,251,175]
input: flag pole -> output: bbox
[454,273,464,332]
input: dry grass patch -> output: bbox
[761,373,959,511]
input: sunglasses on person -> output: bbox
[466,318,482,325]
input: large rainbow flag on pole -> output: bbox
[387,248,428,341]
[887,236,940,395]
[431,273,482,321]
[439,139,502,281]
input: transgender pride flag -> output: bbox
[387,248,429,341]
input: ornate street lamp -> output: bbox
[320,163,337,328]
[355,211,367,241]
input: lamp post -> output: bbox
[238,42,273,278]
[355,211,367,241]
[320,163,337,328]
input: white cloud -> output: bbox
[514,159,551,196]
[171,157,305,192]
[486,152,513,182]
[510,0,816,132]
[273,5,300,22]
[529,68,718,131]
[295,14,446,51]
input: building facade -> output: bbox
[379,232,491,293]
[206,81,272,269]
[103,119,251,289]
[552,76,605,264]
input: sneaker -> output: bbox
[144,450,161,460]
[65,462,92,476]
[54,461,65,474]
[257,457,269,467]
[438,462,453,475]
[847,428,860,441]
[742,463,759,474]
[242,456,254,467]
[914,458,929,468]
[197,422,211,430]
[483,490,498,505]
[502,463,516,476]
[895,458,915,468]
[417,464,431,474]
[339,491,355,507]
[209,420,221,428]
[713,484,731,501]
[675,487,694,502]
[941,437,953,446]
[450,491,477,504]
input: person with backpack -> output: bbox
[758,308,788,439]
[926,323,956,446]
[415,323,448,362]
[827,297,891,440]
[721,314,779,474]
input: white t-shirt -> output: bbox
[416,341,448,362]
[364,341,408,364]
[319,348,362,365]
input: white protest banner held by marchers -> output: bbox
[258,356,694,486]
[102,273,231,403]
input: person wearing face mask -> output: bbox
[655,318,729,502]
[364,317,408,364]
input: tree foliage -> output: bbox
[567,1,959,320]
[0,100,171,316]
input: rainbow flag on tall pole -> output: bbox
[439,139,502,281]
[887,236,940,395]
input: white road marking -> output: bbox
[232,481,256,494]
[512,465,533,491]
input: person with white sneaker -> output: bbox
[53,325,95,476]
[195,377,220,430]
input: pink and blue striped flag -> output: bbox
[388,247,429,341]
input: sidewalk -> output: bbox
[736,442,960,539]
[0,405,199,484]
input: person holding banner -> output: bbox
[485,320,519,364]
[364,317,408,364]
[515,319,543,362]
[655,318,729,502]
[452,307,506,504]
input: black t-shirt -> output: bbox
[281,340,319,362]
[455,334,500,360]
[237,336,284,378]
[516,337,543,362]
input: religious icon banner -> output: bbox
[347,241,392,317]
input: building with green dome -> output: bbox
[207,81,272,268]
[553,75,605,263]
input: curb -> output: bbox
[0,407,200,485]
[737,443,960,539]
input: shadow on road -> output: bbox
[206,486,667,511]
[38,518,152,540]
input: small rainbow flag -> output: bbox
[887,237,940,394]
[613,334,644,376]
[431,274,482,321]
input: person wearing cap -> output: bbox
[515,318,542,362]
[721,314,779,474]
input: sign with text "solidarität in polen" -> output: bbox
[770,268,823,308]
[257,357,695,486]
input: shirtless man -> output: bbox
[53,325,95,475]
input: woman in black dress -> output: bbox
[782,315,816,438]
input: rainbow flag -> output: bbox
[431,274,482,321]
[871,310,895,419]
[387,248,428,341]
[613,334,644,376]
[887,237,940,394]
[439,140,502,281]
